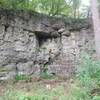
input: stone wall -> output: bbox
[0,8,94,80]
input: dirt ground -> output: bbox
[0,77,73,97]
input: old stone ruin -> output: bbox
[0,8,95,80]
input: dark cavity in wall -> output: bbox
[4,24,9,32]
[36,33,52,47]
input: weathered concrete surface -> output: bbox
[0,8,94,80]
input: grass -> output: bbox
[15,74,32,82]
[0,80,95,100]
[0,81,71,100]
[0,79,94,100]
[0,53,100,100]
[40,72,56,80]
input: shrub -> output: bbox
[75,53,100,99]
[76,53,100,88]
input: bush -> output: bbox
[93,96,100,100]
[76,53,100,87]
[75,53,100,99]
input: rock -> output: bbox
[58,28,65,33]
[32,64,40,76]
[0,8,94,80]
[62,30,70,36]
[16,61,33,75]
[0,63,16,80]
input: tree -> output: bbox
[0,0,30,9]
[36,0,72,16]
[0,0,89,18]
[91,0,100,58]
[72,0,81,18]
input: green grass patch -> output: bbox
[15,74,32,82]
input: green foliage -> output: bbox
[0,0,89,18]
[68,86,91,100]
[93,96,100,100]
[15,74,31,82]
[0,0,27,9]
[77,53,100,85]
[40,64,55,79]
[1,53,100,100]
[40,72,55,79]
[74,53,100,99]
[36,0,72,16]
[0,85,67,100]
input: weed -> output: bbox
[15,74,32,82]
[75,53,100,99]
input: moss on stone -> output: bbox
[0,67,13,72]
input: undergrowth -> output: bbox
[15,74,32,82]
[76,53,100,100]
[0,53,100,100]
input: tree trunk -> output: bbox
[91,0,100,58]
